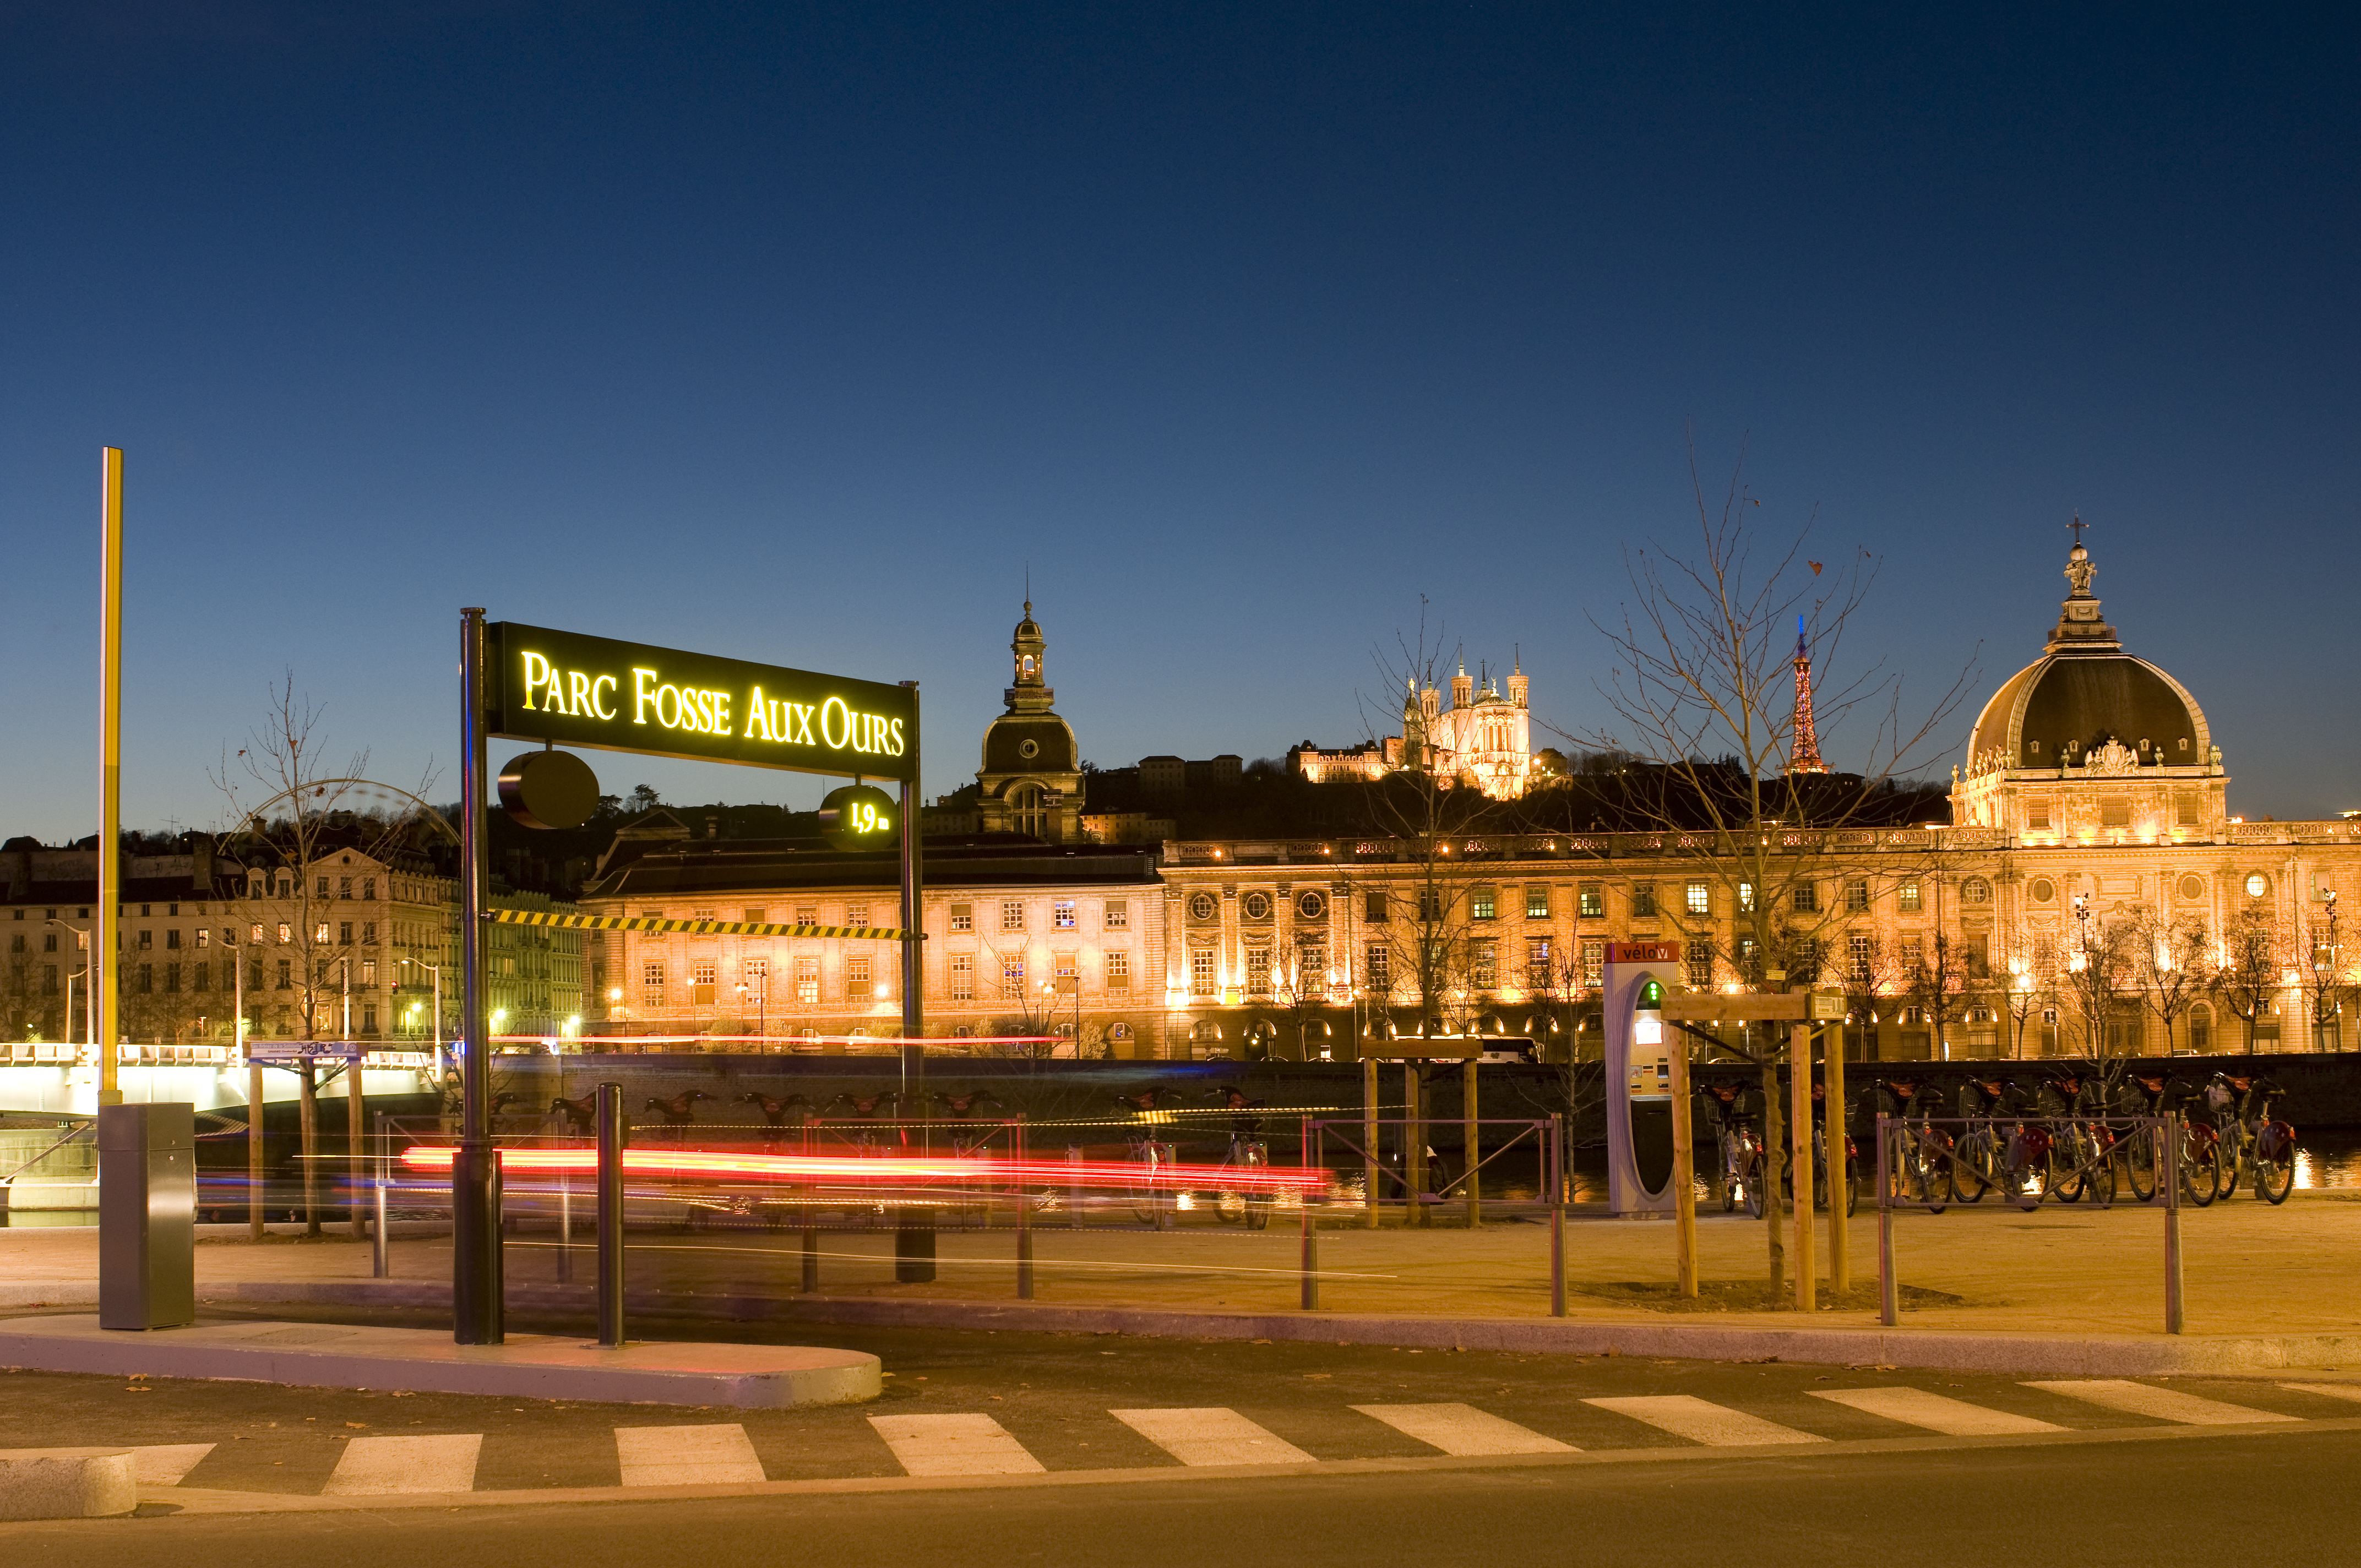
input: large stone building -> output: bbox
[1292,657,1538,799]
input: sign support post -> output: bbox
[1826,1021,1848,1295]
[96,448,123,1106]
[895,682,934,1282]
[1789,1021,1815,1313]
[454,608,502,1345]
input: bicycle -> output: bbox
[1950,1078,2049,1208]
[1699,1082,1763,1215]
[2041,1071,2118,1207]
[1807,1079,1859,1217]
[2128,1075,2222,1205]
[1204,1085,1273,1228]
[2212,1074,2298,1205]
[1880,1078,1950,1212]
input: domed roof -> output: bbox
[981,714,1078,776]
[1965,531,2211,772]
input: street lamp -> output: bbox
[2310,889,2340,1052]
[46,919,91,1053]
[401,957,445,1074]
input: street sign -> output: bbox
[485,622,918,781]
[817,782,899,850]
[245,1041,365,1065]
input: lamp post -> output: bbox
[46,920,91,1052]
[402,957,444,1075]
[2311,890,2340,1052]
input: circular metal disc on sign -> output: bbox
[498,750,600,830]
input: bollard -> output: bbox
[556,1172,572,1284]
[2162,1117,2183,1334]
[1548,1112,1566,1317]
[371,1113,390,1279]
[1362,1058,1380,1230]
[1462,1058,1480,1230]
[595,1081,625,1348]
[1299,1114,1320,1310]
[1067,1144,1084,1229]
[1015,1118,1034,1300]
[1875,1114,1896,1327]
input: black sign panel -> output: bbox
[485,622,917,781]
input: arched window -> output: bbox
[1010,783,1047,839]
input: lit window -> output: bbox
[1472,939,1497,989]
[1245,948,1272,995]
[1002,900,1026,933]
[1897,882,1922,913]
[1631,884,1658,918]
[1470,886,1497,921]
[1525,886,1549,920]
[1003,953,1026,994]
[1363,944,1388,993]
[1686,883,1710,917]
[1577,884,1603,918]
[1105,900,1129,929]
[949,903,973,933]
[1190,949,1216,997]
[1054,899,1076,929]
[1845,881,1869,913]
[1105,950,1130,990]
[1580,940,1604,988]
[796,956,819,1004]
[846,955,873,1001]
[949,954,975,1001]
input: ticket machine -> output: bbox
[1603,941,1680,1216]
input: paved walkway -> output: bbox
[7,1193,2358,1348]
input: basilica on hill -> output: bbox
[1291,657,1540,799]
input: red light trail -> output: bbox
[397,1144,1325,1191]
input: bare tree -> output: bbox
[1998,931,2060,1060]
[1895,931,1971,1060]
[2133,906,2212,1055]
[1269,932,1335,1061]
[2210,906,2284,1052]
[2298,896,2346,1053]
[2061,904,2140,1095]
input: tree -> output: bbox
[2298,895,2346,1052]
[1268,932,1335,1061]
[2133,906,2212,1055]
[1996,931,2060,1060]
[2210,906,2284,1052]
[1896,932,1971,1060]
[2061,902,2140,1092]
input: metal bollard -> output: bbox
[1015,1119,1035,1300]
[557,1172,572,1283]
[2162,1117,2183,1335]
[1068,1144,1084,1229]
[595,1081,625,1348]
[1548,1113,1566,1317]
[1301,1117,1320,1311]
[371,1113,390,1279]
[1876,1115,1896,1327]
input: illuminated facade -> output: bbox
[973,602,1084,843]
[1292,657,1538,799]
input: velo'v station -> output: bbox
[450,613,922,1344]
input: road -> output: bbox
[3,1315,2357,1561]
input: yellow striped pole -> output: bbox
[96,448,123,1105]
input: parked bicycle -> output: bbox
[1949,1078,2050,1208]
[1807,1079,1859,1217]
[2041,1071,2117,1207]
[2126,1074,2221,1205]
[1698,1082,1765,1216]
[1880,1077,1951,1212]
[2210,1073,2298,1205]
[1203,1084,1274,1228]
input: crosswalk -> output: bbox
[118,1378,2360,1500]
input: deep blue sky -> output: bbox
[4,3,2356,841]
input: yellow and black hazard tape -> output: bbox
[485,908,920,942]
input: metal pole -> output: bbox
[453,607,502,1344]
[1067,1142,1083,1229]
[557,1171,572,1283]
[246,1063,265,1241]
[595,1081,624,1347]
[1301,1116,1320,1311]
[1015,1117,1033,1300]
[1826,1021,1848,1295]
[1403,1061,1423,1227]
[1548,1114,1566,1316]
[1462,1057,1480,1229]
[95,447,123,1108]
[1789,1022,1815,1313]
[1670,1019,1697,1298]
[895,693,935,1284]
[1876,1113,1896,1326]
[372,1113,390,1278]
[2162,1115,2183,1334]
[1361,1056,1379,1228]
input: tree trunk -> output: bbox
[1760,1052,1785,1300]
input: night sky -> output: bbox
[4,4,2355,840]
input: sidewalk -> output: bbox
[6,1195,2360,1375]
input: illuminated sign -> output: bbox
[1606,940,1682,964]
[818,783,898,851]
[485,623,916,781]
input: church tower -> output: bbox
[974,601,1084,842]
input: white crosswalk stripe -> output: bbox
[1810,1387,2064,1436]
[323,1434,483,1495]
[1110,1408,1317,1466]
[613,1424,768,1486]
[1352,1403,1577,1455]
[130,1443,216,1486]
[2023,1381,2297,1426]
[869,1413,1045,1476]
[1584,1395,1827,1446]
[2280,1382,2361,1406]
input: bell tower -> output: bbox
[976,598,1083,842]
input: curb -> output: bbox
[50,1277,2357,1378]
[0,1449,138,1521]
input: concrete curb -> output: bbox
[84,1277,2361,1377]
[0,1314,880,1408]
[0,1449,138,1521]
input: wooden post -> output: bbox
[1789,1022,1815,1313]
[1761,1040,1785,1300]
[1361,1056,1379,1229]
[1462,1057,1480,1229]
[1670,1023,1697,1298]
[1403,1063,1424,1227]
[1826,1021,1848,1296]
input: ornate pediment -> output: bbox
[2084,738,2139,776]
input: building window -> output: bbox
[2177,797,2200,827]
[1791,883,1818,914]
[796,956,819,1004]
[2190,1003,2213,1052]
[196,927,210,948]
[844,903,872,929]
[1244,948,1271,995]
[1054,899,1076,929]
[794,905,818,925]
[1849,934,1873,985]
[949,954,975,1001]
[846,955,873,1001]
[1899,935,1924,969]
[165,928,181,950]
[1580,939,1604,989]
[1298,890,1326,920]
[361,959,378,987]
[193,962,210,992]
[1470,886,1497,921]
[1363,944,1388,993]
[1472,939,1497,989]
[1525,886,1549,920]
[1105,900,1129,930]
[1685,940,1714,989]
[2245,873,2268,899]
[1738,882,1756,913]
[1961,878,1992,906]
[339,877,352,899]
[314,923,331,944]
[949,903,973,933]
[1687,883,1710,917]
[317,878,330,899]
[137,929,152,950]
[1897,881,1922,913]
[362,1004,378,1035]
[2027,799,2052,829]
[1631,884,1658,918]
[2031,878,2057,903]
[363,879,376,901]
[1002,900,1027,933]
[1364,891,1389,923]
[1845,880,1869,913]
[1964,934,1990,978]
[1577,884,1604,918]
[1105,950,1130,990]
[1527,938,1552,984]
[2101,798,2131,828]
[42,964,57,994]
[1003,953,1026,995]
[163,963,179,993]
[362,922,378,945]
